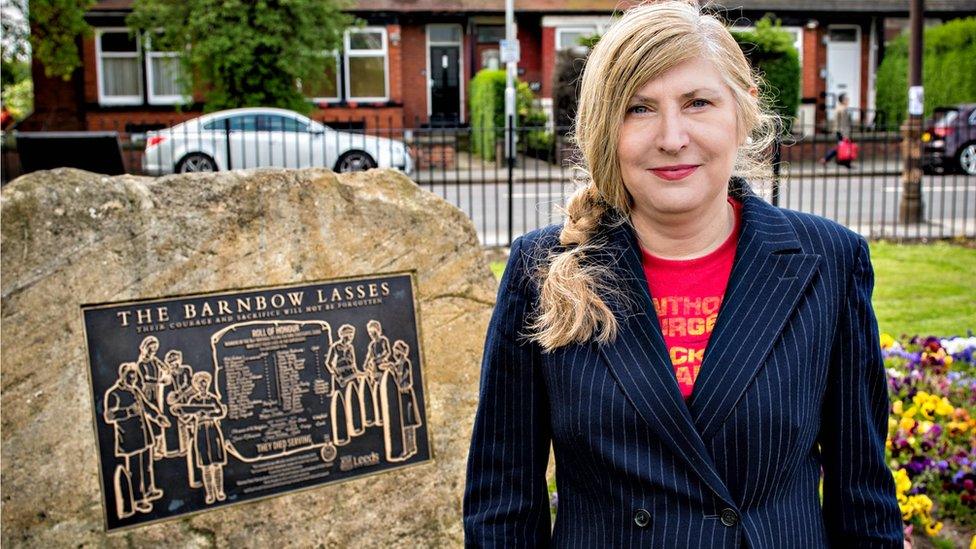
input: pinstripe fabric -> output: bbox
[463,179,903,548]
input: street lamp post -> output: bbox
[899,0,925,223]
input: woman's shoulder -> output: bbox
[773,206,867,262]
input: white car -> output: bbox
[142,107,412,175]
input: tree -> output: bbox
[27,0,95,80]
[127,0,354,113]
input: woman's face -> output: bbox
[617,57,743,221]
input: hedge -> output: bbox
[469,69,551,161]
[876,17,976,127]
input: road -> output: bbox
[417,171,976,246]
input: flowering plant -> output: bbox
[884,334,976,544]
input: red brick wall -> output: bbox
[517,18,542,87]
[540,27,556,99]
[801,26,822,101]
[387,24,402,106]
[83,35,98,104]
[400,24,428,126]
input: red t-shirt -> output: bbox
[640,198,742,400]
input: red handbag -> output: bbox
[837,137,859,162]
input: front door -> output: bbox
[826,25,862,123]
[429,46,460,127]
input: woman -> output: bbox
[819,93,854,167]
[175,372,228,504]
[463,2,902,547]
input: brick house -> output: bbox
[21,0,975,133]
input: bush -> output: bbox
[731,15,801,124]
[469,69,553,161]
[876,17,976,127]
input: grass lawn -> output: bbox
[489,241,976,337]
[869,240,975,338]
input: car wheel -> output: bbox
[334,151,376,173]
[177,153,217,173]
[958,143,976,176]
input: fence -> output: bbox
[2,113,974,246]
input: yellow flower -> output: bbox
[899,416,916,432]
[945,355,954,365]
[935,397,955,417]
[892,400,904,415]
[903,405,918,419]
[969,533,975,549]
[925,521,943,536]
[880,333,895,349]
[917,421,933,435]
[893,469,912,495]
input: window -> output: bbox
[556,27,597,51]
[145,35,185,105]
[203,116,257,131]
[344,28,388,101]
[96,29,142,105]
[96,28,185,106]
[257,115,309,132]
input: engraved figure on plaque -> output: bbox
[361,319,390,427]
[103,363,170,518]
[325,324,363,444]
[163,350,202,487]
[135,336,168,457]
[173,372,228,504]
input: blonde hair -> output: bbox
[530,0,779,352]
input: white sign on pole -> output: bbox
[908,86,924,116]
[500,39,520,64]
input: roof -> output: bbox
[90,0,976,14]
[347,0,976,13]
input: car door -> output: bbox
[202,115,260,169]
[256,114,316,168]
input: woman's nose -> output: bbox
[655,111,689,154]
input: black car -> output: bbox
[922,104,976,175]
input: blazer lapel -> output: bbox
[594,221,736,507]
[687,190,822,442]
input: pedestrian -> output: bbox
[463,2,903,547]
[819,93,855,167]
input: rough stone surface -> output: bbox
[1,168,497,547]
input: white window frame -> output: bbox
[144,34,187,105]
[555,27,598,51]
[425,24,465,122]
[95,27,143,106]
[344,27,389,102]
[308,50,342,104]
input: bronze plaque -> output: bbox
[81,273,431,531]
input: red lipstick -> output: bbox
[649,164,699,181]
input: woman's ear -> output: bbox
[748,86,759,99]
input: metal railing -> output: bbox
[2,114,973,245]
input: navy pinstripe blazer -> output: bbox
[463,180,903,548]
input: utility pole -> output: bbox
[502,0,519,245]
[899,0,925,223]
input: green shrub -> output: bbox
[469,69,553,161]
[731,15,801,124]
[876,17,976,127]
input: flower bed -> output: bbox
[883,334,976,546]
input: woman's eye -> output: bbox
[627,105,650,114]
[689,98,711,109]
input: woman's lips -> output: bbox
[649,165,699,181]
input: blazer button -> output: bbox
[720,508,739,527]
[633,508,651,528]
